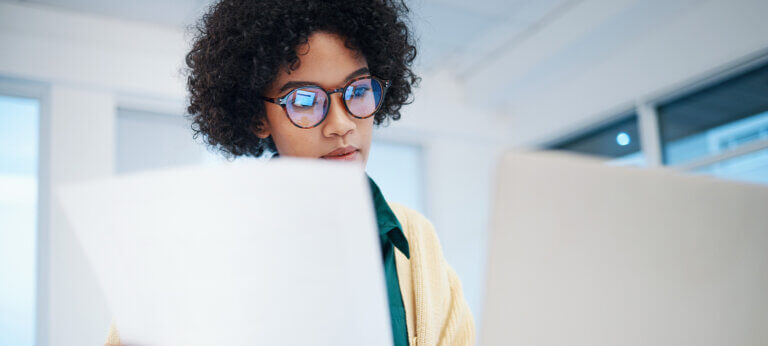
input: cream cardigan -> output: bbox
[105,202,475,346]
[389,202,476,346]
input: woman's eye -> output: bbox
[344,85,372,100]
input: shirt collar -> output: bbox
[368,175,411,259]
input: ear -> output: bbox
[254,120,271,139]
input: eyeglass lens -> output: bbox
[284,78,384,128]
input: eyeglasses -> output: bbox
[261,76,391,129]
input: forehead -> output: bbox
[271,32,368,90]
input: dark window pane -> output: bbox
[551,115,642,159]
[659,61,768,165]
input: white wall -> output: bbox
[46,86,116,345]
[0,2,188,101]
[0,2,503,344]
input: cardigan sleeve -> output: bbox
[419,216,476,346]
[104,322,121,346]
[439,264,476,345]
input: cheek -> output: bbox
[264,107,296,154]
[265,107,324,158]
[358,118,375,163]
[359,118,374,140]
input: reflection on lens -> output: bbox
[286,87,328,128]
[293,89,316,107]
[345,78,383,117]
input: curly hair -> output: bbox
[185,0,420,157]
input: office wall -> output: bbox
[46,86,115,345]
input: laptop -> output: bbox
[482,151,768,346]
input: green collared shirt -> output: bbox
[368,176,410,346]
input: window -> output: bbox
[659,62,768,166]
[0,95,39,346]
[658,60,768,184]
[550,114,645,166]
[547,56,768,186]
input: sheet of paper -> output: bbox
[58,159,392,346]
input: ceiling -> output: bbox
[409,0,570,70]
[0,0,571,72]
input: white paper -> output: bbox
[58,159,392,346]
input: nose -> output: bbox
[321,93,356,138]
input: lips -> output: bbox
[321,146,360,161]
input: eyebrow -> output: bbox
[277,67,370,94]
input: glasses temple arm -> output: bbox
[260,96,284,105]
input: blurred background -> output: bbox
[1,0,767,344]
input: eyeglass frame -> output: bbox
[260,75,391,129]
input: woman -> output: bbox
[106,1,474,345]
